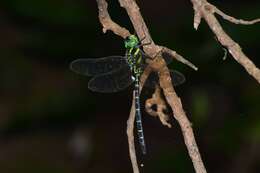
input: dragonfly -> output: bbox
[70,35,185,155]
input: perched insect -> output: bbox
[70,35,185,154]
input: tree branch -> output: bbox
[159,64,207,173]
[190,0,260,83]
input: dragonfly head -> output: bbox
[124,35,139,49]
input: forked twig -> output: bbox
[191,0,260,83]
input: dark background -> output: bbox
[0,0,259,173]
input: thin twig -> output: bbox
[127,96,140,173]
[213,5,260,25]
[162,46,198,71]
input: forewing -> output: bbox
[170,70,185,86]
[161,51,173,65]
[88,64,134,93]
[70,56,127,76]
[143,52,173,65]
[144,70,185,88]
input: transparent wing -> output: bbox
[144,70,185,88]
[70,56,127,76]
[170,70,186,86]
[142,52,173,65]
[88,64,134,93]
[162,51,174,65]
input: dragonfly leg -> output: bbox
[139,33,152,47]
[139,41,152,47]
[139,48,152,60]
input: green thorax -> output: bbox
[124,35,139,49]
[124,35,143,77]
